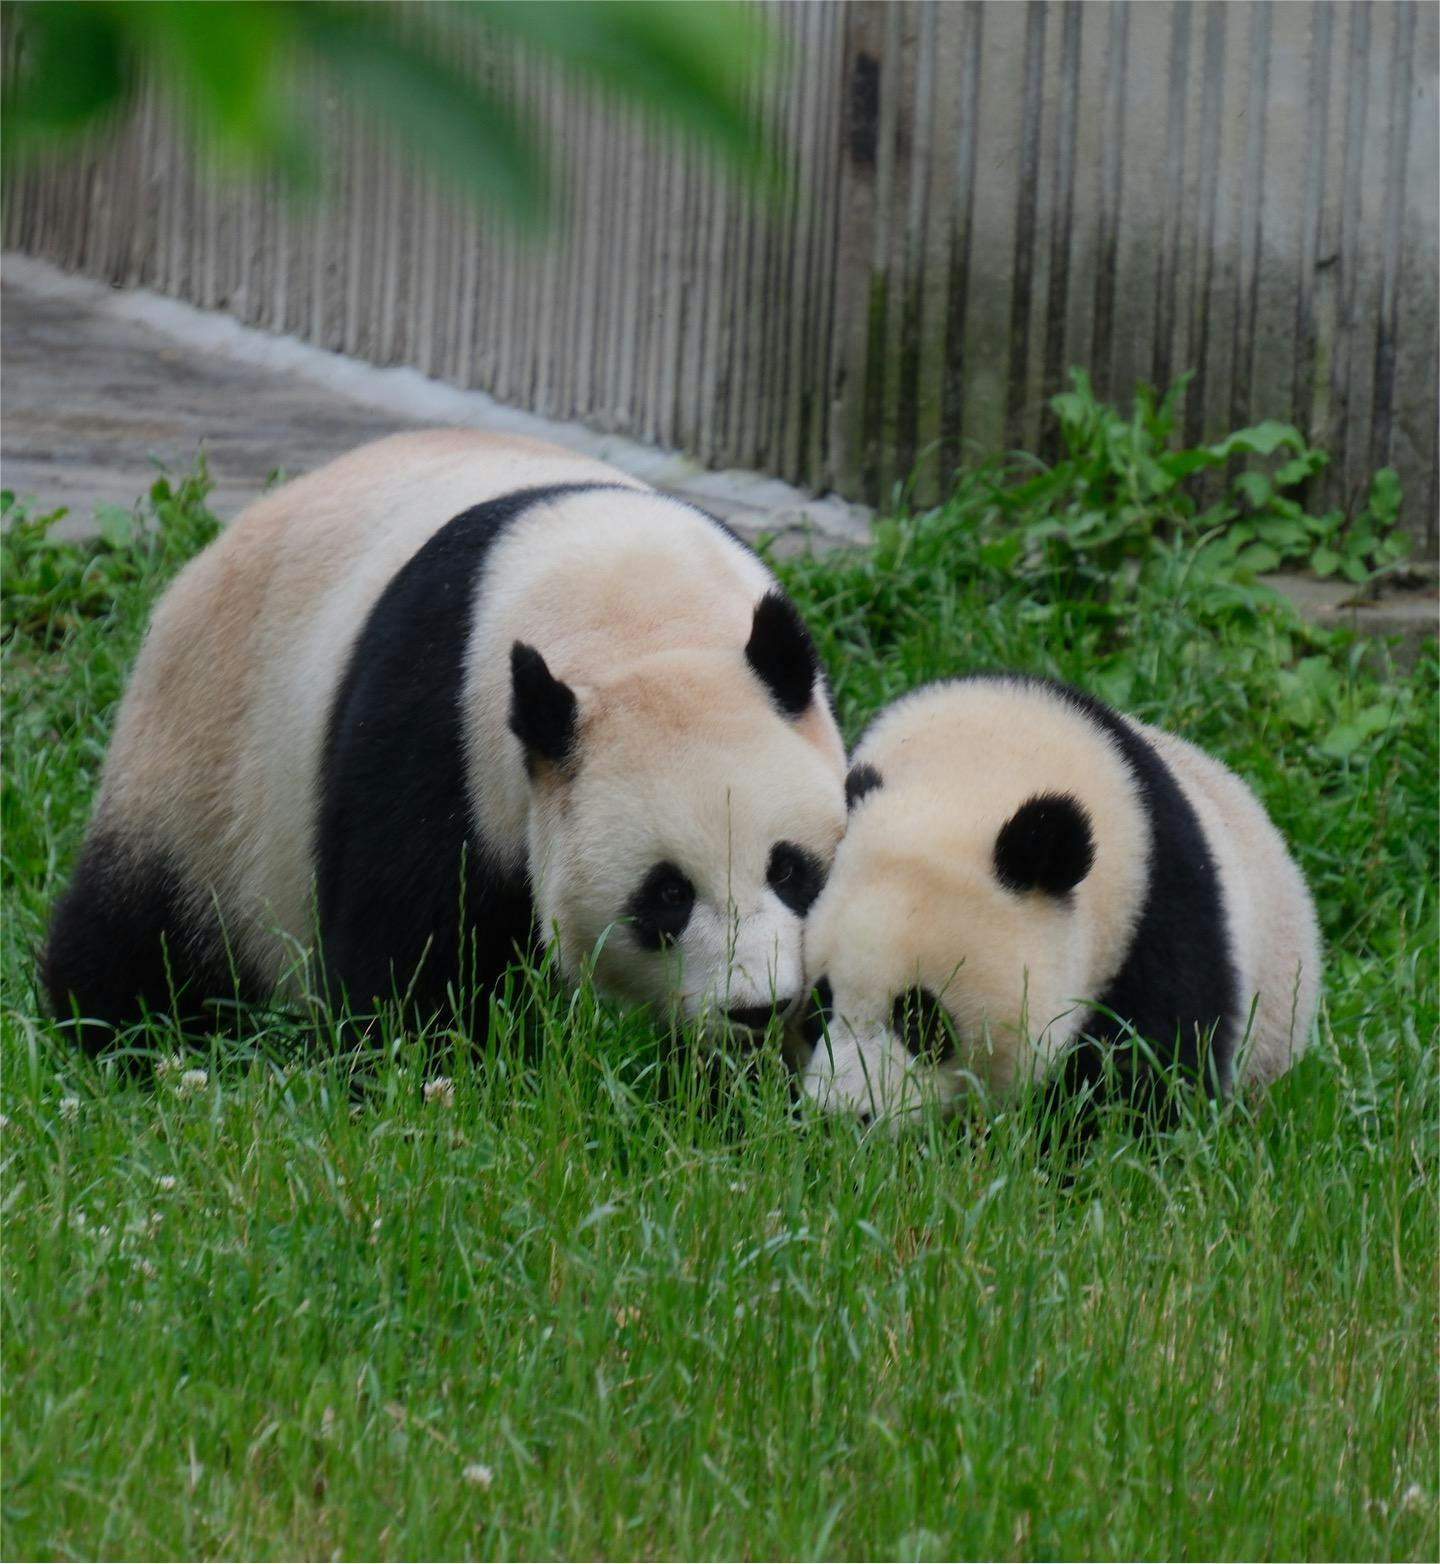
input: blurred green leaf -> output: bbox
[1,0,772,225]
[0,0,128,151]
[293,4,550,226]
[476,0,773,179]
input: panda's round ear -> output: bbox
[993,792,1095,896]
[509,641,579,773]
[745,590,819,718]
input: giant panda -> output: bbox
[798,674,1321,1125]
[44,430,848,1053]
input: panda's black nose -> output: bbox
[726,1003,789,1034]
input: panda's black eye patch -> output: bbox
[892,986,955,1063]
[801,976,833,1048]
[625,861,695,950]
[766,842,826,915]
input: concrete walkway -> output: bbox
[0,255,870,546]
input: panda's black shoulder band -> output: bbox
[316,482,614,1025]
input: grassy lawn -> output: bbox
[2,400,1436,1559]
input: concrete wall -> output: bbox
[5,1,1436,542]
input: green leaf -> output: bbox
[1161,448,1225,481]
[1206,422,1306,461]
[1310,547,1342,578]
[1256,519,1309,550]
[94,504,136,550]
[1234,472,1273,508]
[1274,451,1327,487]
[1235,543,1282,574]
[1319,704,1395,759]
[979,534,1024,572]
[1367,467,1402,526]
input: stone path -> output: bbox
[3,276,413,530]
[0,256,870,545]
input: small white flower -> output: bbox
[135,1258,158,1280]
[155,1053,184,1080]
[423,1076,454,1107]
[0,1114,12,1132]
[178,1069,208,1096]
[59,1096,80,1122]
[319,1405,336,1441]
[462,1462,494,1490]
[157,1175,178,1192]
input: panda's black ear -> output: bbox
[993,792,1095,896]
[509,642,578,772]
[845,763,883,810]
[745,590,819,718]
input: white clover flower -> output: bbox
[0,1114,12,1133]
[422,1076,454,1108]
[157,1174,178,1192]
[178,1069,208,1096]
[59,1096,80,1122]
[319,1405,336,1441]
[155,1053,185,1080]
[462,1462,494,1490]
[135,1258,158,1280]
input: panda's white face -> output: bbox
[797,834,1088,1124]
[521,654,847,1040]
[796,742,1148,1126]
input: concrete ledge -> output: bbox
[1262,573,1437,669]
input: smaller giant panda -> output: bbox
[799,675,1321,1125]
[45,431,848,1051]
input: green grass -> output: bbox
[2,416,1436,1560]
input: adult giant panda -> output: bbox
[45,431,848,1053]
[799,675,1321,1124]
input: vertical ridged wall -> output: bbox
[5,1,1436,542]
